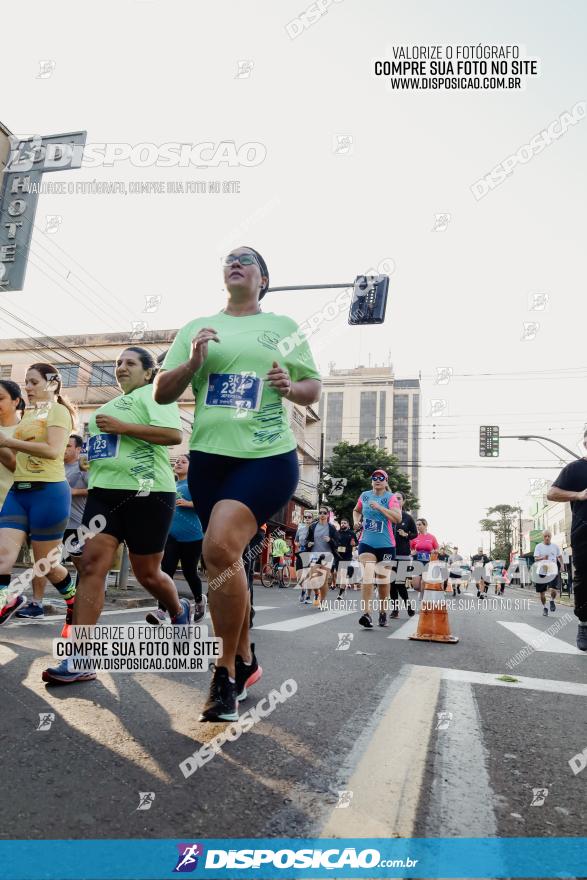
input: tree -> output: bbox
[321,441,418,523]
[479,504,521,561]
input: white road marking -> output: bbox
[0,645,17,666]
[411,665,587,696]
[426,680,499,837]
[321,664,441,837]
[256,607,357,632]
[498,621,581,655]
[387,615,419,639]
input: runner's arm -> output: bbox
[547,486,587,502]
[0,425,67,460]
[154,364,196,405]
[285,378,322,406]
[117,423,183,446]
[373,502,402,524]
[0,448,16,471]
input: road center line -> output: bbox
[426,680,499,838]
[320,664,441,838]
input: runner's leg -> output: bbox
[203,499,257,678]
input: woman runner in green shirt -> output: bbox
[155,246,321,721]
[43,346,191,685]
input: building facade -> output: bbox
[526,492,572,553]
[319,366,421,501]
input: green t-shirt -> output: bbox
[162,311,321,459]
[88,384,181,492]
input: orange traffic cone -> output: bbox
[409,569,458,644]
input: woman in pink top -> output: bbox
[410,517,439,597]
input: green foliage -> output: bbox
[321,441,417,522]
[479,504,522,561]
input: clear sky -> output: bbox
[1,0,585,555]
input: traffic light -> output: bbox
[348,275,389,325]
[479,425,499,457]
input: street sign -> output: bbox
[479,425,499,457]
[0,129,86,291]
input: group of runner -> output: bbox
[0,244,585,730]
[0,246,321,723]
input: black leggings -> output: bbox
[158,536,203,610]
[390,581,410,608]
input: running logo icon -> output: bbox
[432,212,451,231]
[136,792,155,811]
[336,790,354,808]
[36,712,55,731]
[336,633,353,651]
[173,843,203,873]
[531,787,548,806]
[436,711,452,730]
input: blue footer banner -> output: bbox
[0,837,585,879]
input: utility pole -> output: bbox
[318,431,325,507]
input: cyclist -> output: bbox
[0,364,76,627]
[42,346,190,684]
[146,453,206,625]
[154,246,321,720]
[390,491,417,618]
[270,531,290,588]
[353,469,401,628]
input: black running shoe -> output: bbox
[407,606,416,617]
[199,665,238,722]
[378,611,388,627]
[359,613,373,629]
[235,643,263,703]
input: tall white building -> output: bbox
[320,366,421,502]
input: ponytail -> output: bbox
[57,393,77,426]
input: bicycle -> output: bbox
[261,559,292,588]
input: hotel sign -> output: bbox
[0,130,86,291]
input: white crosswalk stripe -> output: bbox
[387,616,419,639]
[498,621,582,655]
[256,606,357,632]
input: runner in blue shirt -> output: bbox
[353,468,401,629]
[146,454,206,625]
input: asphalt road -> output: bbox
[0,581,585,856]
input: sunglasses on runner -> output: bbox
[371,474,386,482]
[223,253,259,267]
[319,510,329,516]
[303,515,312,520]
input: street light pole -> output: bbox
[501,434,580,460]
